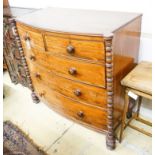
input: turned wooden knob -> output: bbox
[35,73,41,79]
[68,67,77,75]
[39,92,45,97]
[24,35,30,41]
[74,89,81,96]
[66,45,75,54]
[77,111,85,118]
[29,55,35,61]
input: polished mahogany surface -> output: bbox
[16,7,141,35]
[14,8,142,150]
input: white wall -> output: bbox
[9,0,152,62]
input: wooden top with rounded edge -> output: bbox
[121,61,152,95]
[15,7,142,35]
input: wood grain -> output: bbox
[45,33,105,61]
[15,10,142,150]
[112,17,142,63]
[121,61,152,95]
[28,61,107,108]
[24,48,106,87]
[33,79,107,131]
[3,0,9,8]
[112,55,134,128]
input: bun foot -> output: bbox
[106,134,115,150]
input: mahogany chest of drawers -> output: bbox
[11,7,141,150]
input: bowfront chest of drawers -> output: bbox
[11,7,142,150]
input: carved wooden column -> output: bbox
[3,16,19,84]
[104,34,115,150]
[9,18,40,103]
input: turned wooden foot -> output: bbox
[31,92,40,103]
[106,134,115,150]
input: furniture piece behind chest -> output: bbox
[13,8,142,150]
[3,6,36,85]
[120,61,152,142]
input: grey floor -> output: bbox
[3,72,152,155]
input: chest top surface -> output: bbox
[15,7,141,35]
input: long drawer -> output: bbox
[32,78,107,131]
[28,61,107,108]
[45,32,105,61]
[25,49,106,87]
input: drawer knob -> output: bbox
[24,34,30,41]
[77,111,85,118]
[66,45,75,54]
[68,67,77,75]
[24,33,31,49]
[74,89,81,96]
[39,92,45,97]
[24,32,30,41]
[29,55,36,61]
[35,73,41,79]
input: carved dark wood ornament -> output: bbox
[9,18,40,103]
[3,16,28,86]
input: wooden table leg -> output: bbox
[136,96,142,118]
[119,89,130,142]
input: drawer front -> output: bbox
[25,49,106,87]
[45,33,105,61]
[17,22,45,50]
[28,62,107,108]
[32,78,107,131]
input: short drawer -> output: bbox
[32,80,107,131]
[25,49,106,87]
[16,22,45,50]
[29,62,107,108]
[45,33,105,61]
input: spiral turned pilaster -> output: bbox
[104,33,115,150]
[9,18,40,104]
